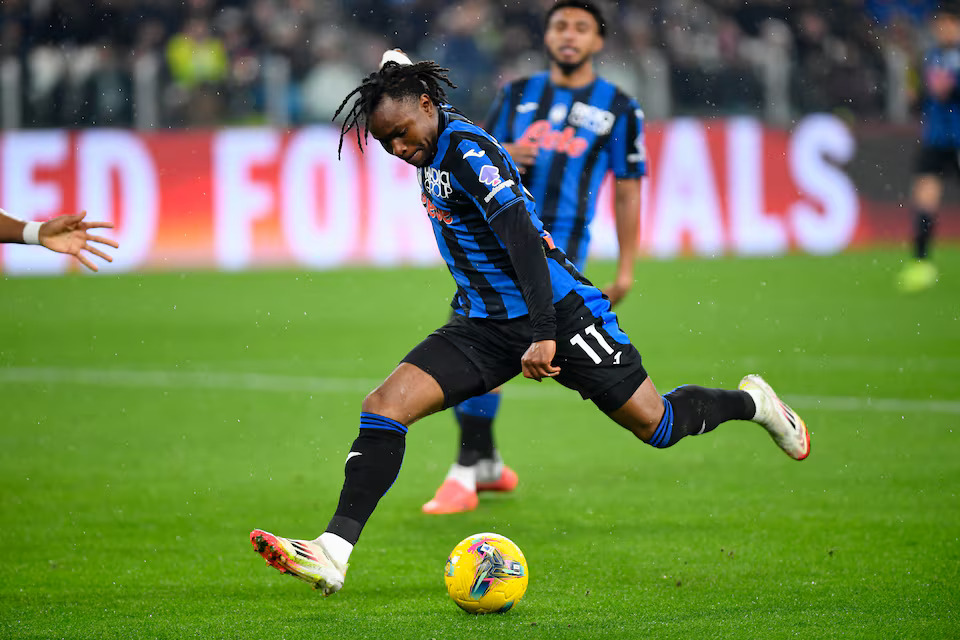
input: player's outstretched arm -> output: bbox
[603,178,642,306]
[0,210,31,244]
[0,209,118,271]
[39,211,119,271]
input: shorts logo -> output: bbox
[478,165,502,187]
[420,166,452,199]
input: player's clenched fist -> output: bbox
[521,340,560,380]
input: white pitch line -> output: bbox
[0,366,958,414]
[0,366,380,395]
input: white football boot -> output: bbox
[739,374,810,460]
[250,529,347,595]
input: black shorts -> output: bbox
[914,145,960,178]
[402,291,647,413]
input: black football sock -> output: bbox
[325,413,406,545]
[455,392,501,466]
[914,210,936,259]
[647,385,756,449]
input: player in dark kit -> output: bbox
[898,9,960,292]
[249,59,810,596]
[424,0,647,514]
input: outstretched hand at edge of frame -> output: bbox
[39,211,119,272]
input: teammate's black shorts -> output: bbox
[914,145,960,178]
[401,291,647,414]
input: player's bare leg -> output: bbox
[252,363,445,594]
[605,377,665,441]
[606,375,809,459]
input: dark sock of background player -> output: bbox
[913,209,936,259]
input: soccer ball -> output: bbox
[444,532,528,614]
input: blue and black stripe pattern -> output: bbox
[359,412,408,435]
[419,106,604,322]
[483,72,646,270]
[648,396,675,449]
[921,46,960,147]
[456,392,501,418]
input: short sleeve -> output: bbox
[609,98,647,179]
[448,133,527,222]
[482,84,512,143]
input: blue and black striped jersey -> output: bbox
[421,105,604,327]
[483,72,646,269]
[920,46,960,147]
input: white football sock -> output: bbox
[743,388,765,422]
[316,532,354,568]
[475,454,504,484]
[445,463,477,492]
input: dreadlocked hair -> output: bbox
[333,60,457,159]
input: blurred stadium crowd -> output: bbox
[0,0,943,129]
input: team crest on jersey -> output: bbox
[420,166,452,199]
[478,165,502,187]
[548,103,568,124]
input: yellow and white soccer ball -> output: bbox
[444,532,528,614]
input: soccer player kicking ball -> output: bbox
[424,0,647,514]
[250,58,809,596]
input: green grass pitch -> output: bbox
[1,248,958,639]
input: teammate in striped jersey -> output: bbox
[249,57,809,596]
[424,0,647,514]
[898,9,960,292]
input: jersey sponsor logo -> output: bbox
[483,179,515,203]
[516,102,538,113]
[478,164,502,186]
[463,149,486,160]
[569,101,615,135]
[420,166,452,199]
[518,120,589,157]
[421,193,453,224]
